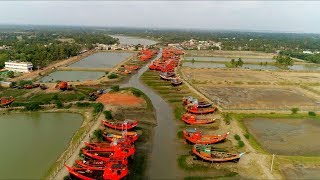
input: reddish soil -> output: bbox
[96,92,144,106]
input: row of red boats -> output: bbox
[65,119,139,180]
[181,97,245,163]
[149,48,184,86]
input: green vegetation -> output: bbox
[76,102,91,107]
[291,107,300,114]
[93,129,104,142]
[273,55,294,68]
[92,103,104,113]
[221,113,232,125]
[280,50,320,64]
[174,106,184,120]
[19,80,33,86]
[7,71,14,78]
[234,134,241,141]
[110,85,120,92]
[225,58,244,68]
[24,102,42,111]
[108,73,118,79]
[308,111,316,116]
[103,110,113,119]
[244,133,250,139]
[55,100,63,108]
[129,87,143,97]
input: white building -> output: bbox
[303,50,313,54]
[5,61,33,73]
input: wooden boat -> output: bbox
[159,73,175,81]
[0,96,14,107]
[183,96,212,108]
[75,159,107,170]
[192,144,245,163]
[81,149,128,165]
[40,84,48,90]
[84,142,135,157]
[185,105,216,114]
[183,128,229,144]
[102,119,138,131]
[171,78,182,86]
[181,113,215,124]
[103,163,129,180]
[103,131,138,143]
[65,164,102,180]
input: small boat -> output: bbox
[192,144,245,163]
[183,96,212,108]
[171,78,182,86]
[40,84,48,90]
[183,128,229,144]
[75,159,107,170]
[103,163,129,180]
[186,105,216,114]
[24,84,33,89]
[65,164,103,180]
[103,131,138,143]
[159,72,175,80]
[102,119,138,131]
[181,113,215,124]
[0,96,14,107]
[84,142,135,157]
[82,149,128,165]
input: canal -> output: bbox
[122,49,180,178]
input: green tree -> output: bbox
[7,71,14,78]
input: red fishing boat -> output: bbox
[192,144,244,163]
[103,131,138,143]
[65,164,102,180]
[0,96,14,107]
[103,163,129,180]
[181,113,215,124]
[84,142,135,157]
[183,128,229,144]
[186,105,216,114]
[82,149,128,165]
[171,78,182,86]
[75,159,107,170]
[102,119,138,131]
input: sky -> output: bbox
[0,1,320,33]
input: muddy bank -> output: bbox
[282,166,320,179]
[244,118,320,155]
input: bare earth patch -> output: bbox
[97,92,145,106]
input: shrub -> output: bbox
[92,103,104,113]
[238,140,245,148]
[24,102,41,111]
[64,103,72,109]
[234,134,241,141]
[130,88,142,97]
[7,71,14,78]
[55,100,64,108]
[93,129,104,142]
[103,110,113,119]
[291,107,299,114]
[108,73,118,79]
[110,85,120,92]
[76,102,91,107]
[19,80,33,87]
[222,113,232,125]
[244,133,250,139]
[52,94,59,100]
[105,71,109,75]
[308,111,316,116]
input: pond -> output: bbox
[185,56,274,63]
[38,71,105,82]
[243,118,320,156]
[110,35,158,45]
[68,52,133,69]
[0,112,82,179]
[182,62,279,70]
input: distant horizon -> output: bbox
[1,1,320,34]
[0,23,318,35]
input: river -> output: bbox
[122,49,179,178]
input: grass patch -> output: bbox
[174,106,184,120]
[234,134,241,141]
[178,155,208,171]
[177,130,184,139]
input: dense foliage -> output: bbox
[273,55,294,67]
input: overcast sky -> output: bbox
[0,1,320,33]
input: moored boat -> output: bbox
[183,96,212,108]
[103,163,129,180]
[192,144,245,163]
[81,149,128,165]
[0,96,14,107]
[65,164,102,180]
[75,159,107,170]
[185,105,216,114]
[171,78,183,86]
[181,113,215,124]
[102,119,138,131]
[183,128,229,144]
[159,73,175,80]
[103,131,138,143]
[84,142,135,157]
